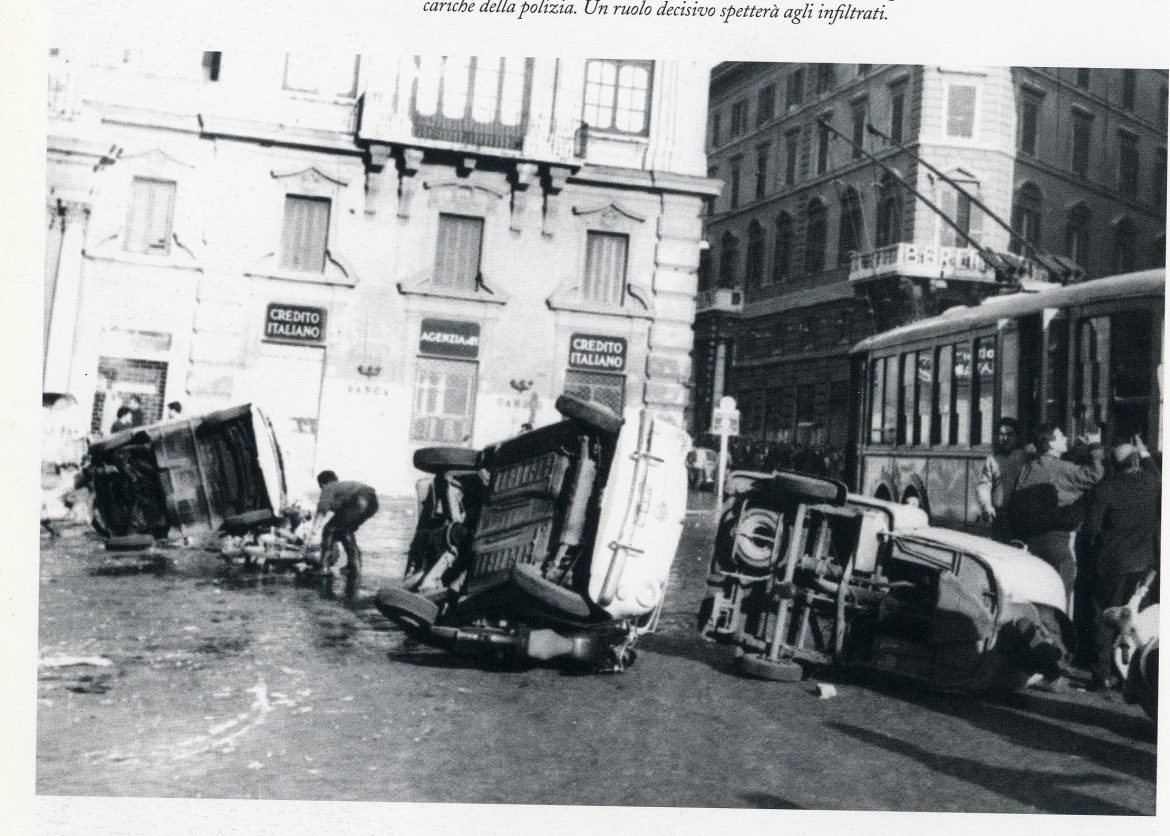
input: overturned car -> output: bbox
[699,470,1074,692]
[87,404,287,547]
[374,395,689,672]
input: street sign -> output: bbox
[712,410,740,436]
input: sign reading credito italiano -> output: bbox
[568,333,627,372]
[420,318,481,359]
[264,303,327,344]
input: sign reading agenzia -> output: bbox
[420,318,481,359]
[264,303,328,344]
[568,333,627,373]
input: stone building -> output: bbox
[44,51,717,495]
[695,63,1167,464]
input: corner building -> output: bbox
[44,52,717,496]
[696,63,1167,467]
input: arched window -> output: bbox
[746,221,766,289]
[804,198,827,274]
[1113,217,1137,273]
[773,212,793,283]
[1010,182,1043,254]
[875,174,902,248]
[837,187,864,267]
[1064,203,1091,272]
[719,231,739,288]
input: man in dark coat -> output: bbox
[308,470,380,600]
[1084,438,1160,690]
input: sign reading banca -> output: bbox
[420,318,480,359]
[265,303,327,344]
[568,333,627,373]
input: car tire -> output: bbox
[375,586,440,634]
[103,533,156,551]
[222,510,278,532]
[413,446,480,474]
[554,394,624,435]
[736,651,805,682]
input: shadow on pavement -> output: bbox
[825,722,1144,816]
[846,676,1156,783]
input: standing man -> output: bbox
[976,417,1027,542]
[1084,437,1160,691]
[308,470,380,600]
[126,395,146,427]
[1009,423,1105,611]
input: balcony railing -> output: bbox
[696,288,743,313]
[849,243,999,283]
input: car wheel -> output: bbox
[736,652,805,682]
[375,586,440,634]
[413,446,480,474]
[554,394,624,435]
[103,533,156,551]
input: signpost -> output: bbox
[712,395,739,507]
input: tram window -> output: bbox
[898,353,914,445]
[917,350,933,445]
[883,355,900,444]
[869,359,884,444]
[1109,310,1154,440]
[1000,329,1019,424]
[935,344,953,445]
[953,343,972,446]
[972,337,996,445]
[1076,317,1110,434]
[1044,318,1069,429]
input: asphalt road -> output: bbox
[36,492,1156,813]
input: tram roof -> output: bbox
[851,268,1165,355]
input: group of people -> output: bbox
[108,397,183,433]
[976,417,1160,691]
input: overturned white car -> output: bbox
[375,395,689,672]
[699,470,1075,692]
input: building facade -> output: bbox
[696,62,1167,469]
[44,51,717,496]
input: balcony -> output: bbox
[848,243,1003,284]
[696,288,743,313]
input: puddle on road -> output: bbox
[87,553,171,577]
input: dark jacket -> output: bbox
[1006,448,1105,539]
[1085,460,1161,576]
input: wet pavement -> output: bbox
[36,492,1157,813]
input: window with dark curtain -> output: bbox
[1113,218,1137,273]
[889,82,906,144]
[773,213,793,283]
[804,199,827,274]
[757,84,775,125]
[850,99,867,159]
[746,221,766,289]
[1122,69,1137,110]
[281,195,331,272]
[784,130,800,185]
[838,188,863,266]
[433,213,484,290]
[1065,203,1091,270]
[1071,110,1093,176]
[786,69,804,110]
[816,120,831,175]
[1019,94,1040,155]
[729,156,742,209]
[755,143,770,200]
[1009,183,1043,254]
[719,231,739,288]
[1117,131,1139,195]
[1075,67,1091,89]
[875,175,901,248]
[583,230,628,304]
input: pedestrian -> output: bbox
[127,395,146,427]
[307,470,380,600]
[1084,437,1160,691]
[166,401,183,421]
[1007,423,1105,610]
[110,405,135,433]
[976,417,1027,542]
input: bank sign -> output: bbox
[264,303,327,344]
[568,333,627,373]
[419,318,480,359]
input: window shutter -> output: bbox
[146,181,175,250]
[281,196,330,272]
[434,214,484,290]
[584,232,628,305]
